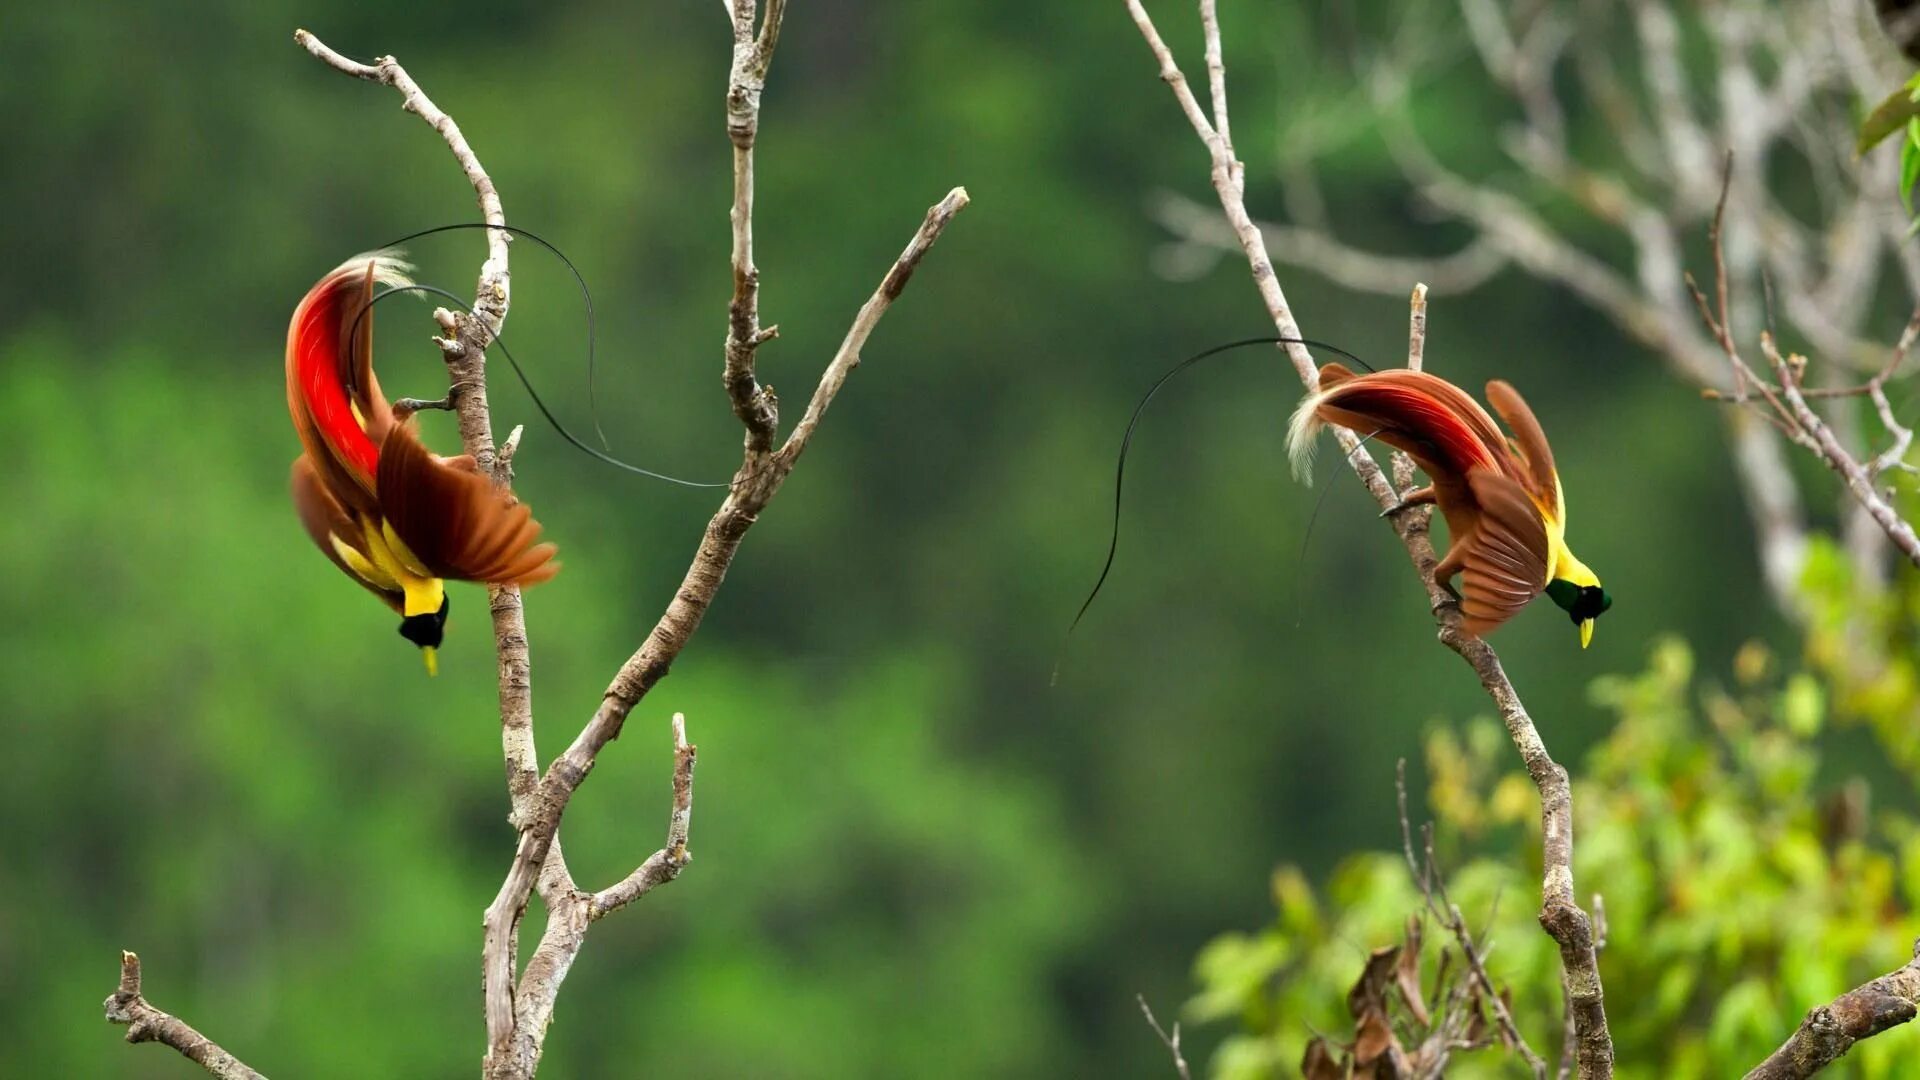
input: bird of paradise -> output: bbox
[1287,362,1611,646]
[286,253,559,674]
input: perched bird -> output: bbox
[1287,363,1610,646]
[286,253,559,674]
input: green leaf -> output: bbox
[1780,674,1825,737]
[1858,74,1920,155]
[1901,134,1920,214]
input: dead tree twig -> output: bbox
[1684,161,1920,570]
[1137,995,1194,1080]
[102,952,263,1079]
[1396,761,1545,1076]
[1745,939,1920,1079]
[1124,3,1612,1074]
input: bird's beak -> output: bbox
[422,646,439,677]
[1578,619,1594,650]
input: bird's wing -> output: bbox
[374,423,560,586]
[1292,369,1509,483]
[1455,469,1551,634]
[1483,380,1561,519]
[291,455,403,612]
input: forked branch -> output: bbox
[110,13,964,1080]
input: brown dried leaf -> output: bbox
[1464,995,1490,1047]
[1396,916,1430,1027]
[1353,1007,1397,1065]
[1301,1035,1346,1080]
[1348,944,1401,1019]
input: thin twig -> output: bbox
[1395,284,1431,490]
[591,714,698,917]
[294,32,566,1076]
[1763,334,1920,568]
[723,0,789,452]
[1396,762,1546,1077]
[1204,0,1902,616]
[465,5,967,1073]
[1137,995,1194,1080]
[103,952,264,1080]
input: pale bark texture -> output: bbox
[1745,940,1920,1079]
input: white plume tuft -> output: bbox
[1285,389,1328,485]
[327,249,416,291]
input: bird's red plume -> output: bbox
[285,253,413,502]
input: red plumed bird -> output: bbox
[286,253,559,674]
[1287,363,1611,645]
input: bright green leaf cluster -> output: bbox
[1191,637,1920,1080]
[1860,74,1920,228]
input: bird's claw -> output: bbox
[1381,485,1436,517]
[394,381,474,418]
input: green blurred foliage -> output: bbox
[1192,636,1920,1078]
[2,0,1916,1076]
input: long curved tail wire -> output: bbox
[376,223,614,449]
[1050,336,1377,686]
[1290,428,1384,630]
[375,222,612,450]
[351,283,733,489]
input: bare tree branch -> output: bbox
[591,713,698,918]
[1761,332,1920,568]
[293,29,539,817]
[723,0,788,451]
[1684,162,1920,570]
[103,952,264,1079]
[1123,3,1613,1075]
[90,17,966,1080]
[1746,939,1920,1079]
[292,29,558,1069]
[459,4,962,1074]
[1137,994,1193,1080]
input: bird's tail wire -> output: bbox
[1050,335,1377,686]
[338,223,737,489]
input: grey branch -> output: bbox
[103,952,264,1079]
[723,0,788,450]
[1745,939,1920,1079]
[1137,995,1193,1080]
[1124,2,1613,1075]
[591,714,698,918]
[1685,163,1920,572]
[483,190,971,1050]
[462,3,965,1076]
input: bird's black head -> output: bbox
[1544,578,1611,648]
[398,595,450,649]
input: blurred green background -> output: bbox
[5,1,1917,1076]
